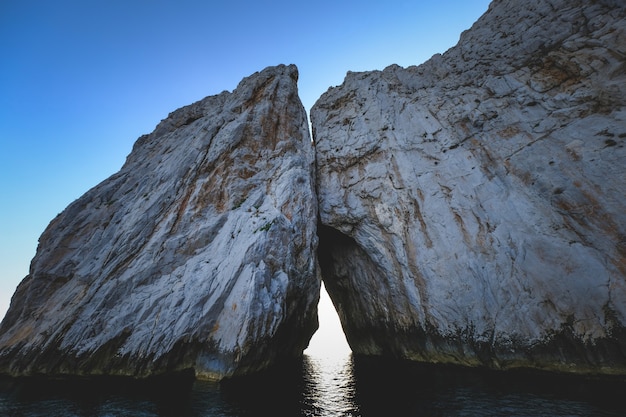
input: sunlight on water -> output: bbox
[301,354,357,417]
[301,282,357,415]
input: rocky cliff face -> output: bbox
[2,0,626,380]
[0,64,319,380]
[313,0,626,374]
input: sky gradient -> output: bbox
[0,1,491,346]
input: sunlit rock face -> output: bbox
[313,0,626,374]
[0,64,319,380]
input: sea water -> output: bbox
[1,352,625,417]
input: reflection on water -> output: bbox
[301,354,357,416]
[1,353,626,416]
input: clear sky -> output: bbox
[0,0,491,348]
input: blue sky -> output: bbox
[0,1,491,339]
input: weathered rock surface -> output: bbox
[2,0,626,381]
[0,64,319,380]
[313,0,626,374]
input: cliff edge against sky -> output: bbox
[0,65,319,380]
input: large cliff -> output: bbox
[0,64,319,380]
[1,0,626,380]
[312,0,626,374]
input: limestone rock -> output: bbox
[0,64,319,380]
[313,0,626,374]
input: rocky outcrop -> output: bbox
[2,0,626,381]
[313,0,626,374]
[0,64,319,380]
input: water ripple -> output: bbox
[2,354,626,416]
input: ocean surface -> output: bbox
[1,352,625,417]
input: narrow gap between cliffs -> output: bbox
[304,281,350,357]
[304,224,352,357]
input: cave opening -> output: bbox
[304,224,355,357]
[304,281,350,357]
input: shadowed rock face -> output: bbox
[0,64,319,380]
[312,0,626,374]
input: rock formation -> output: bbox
[2,0,626,380]
[313,0,626,374]
[0,64,319,380]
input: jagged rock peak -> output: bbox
[313,0,626,375]
[0,64,320,380]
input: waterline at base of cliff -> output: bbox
[2,353,625,416]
